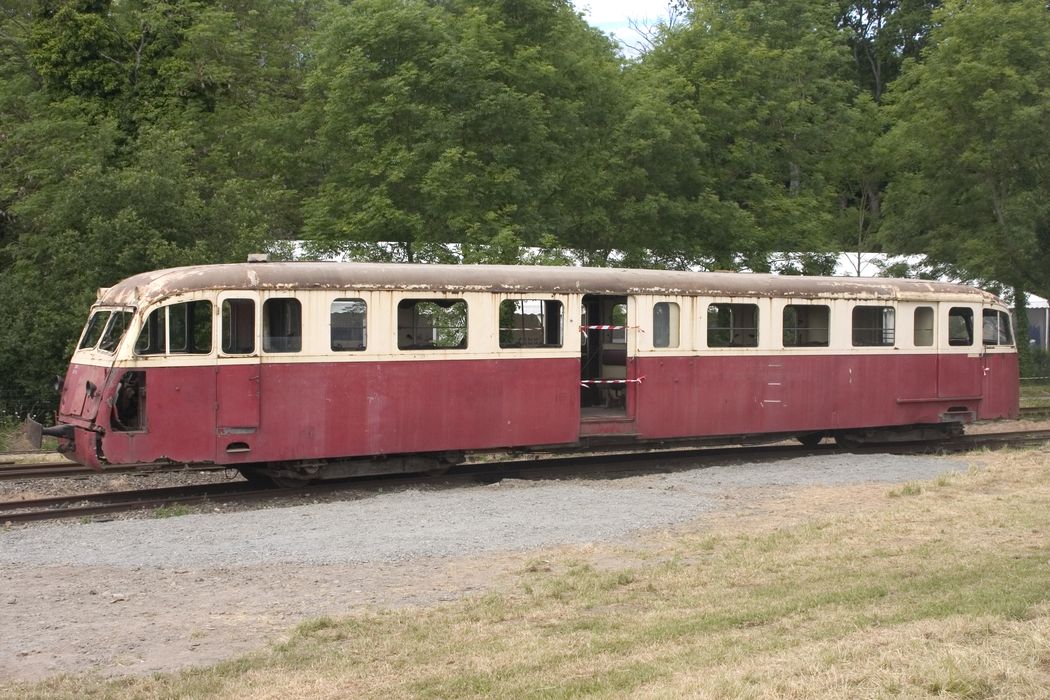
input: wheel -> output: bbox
[834,434,861,449]
[797,433,823,448]
[236,466,273,486]
[236,466,312,489]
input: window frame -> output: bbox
[913,306,935,347]
[851,305,896,348]
[262,296,303,354]
[331,297,368,352]
[220,296,258,356]
[498,297,564,349]
[396,297,470,351]
[706,302,760,348]
[782,303,831,348]
[947,306,975,348]
[982,308,1014,347]
[78,310,112,351]
[97,310,134,354]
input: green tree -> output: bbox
[299,0,624,264]
[880,0,1050,301]
[0,0,320,406]
[836,0,940,103]
[621,0,859,270]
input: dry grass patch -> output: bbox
[6,448,1050,699]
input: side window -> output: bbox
[499,299,563,348]
[653,302,680,348]
[169,301,212,354]
[398,299,468,350]
[983,309,1013,346]
[948,307,974,347]
[135,308,167,355]
[707,303,759,348]
[222,299,256,354]
[783,305,830,347]
[852,306,895,347]
[79,311,111,350]
[263,298,302,353]
[331,298,367,351]
[914,307,935,347]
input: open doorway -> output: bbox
[580,294,630,418]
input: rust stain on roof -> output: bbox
[96,262,1001,307]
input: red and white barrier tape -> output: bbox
[580,377,645,386]
[579,325,643,334]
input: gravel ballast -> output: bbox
[0,453,965,569]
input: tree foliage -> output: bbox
[300,0,624,265]
[880,0,1050,298]
[0,0,318,399]
[618,0,859,270]
[1,0,1047,403]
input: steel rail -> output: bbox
[0,461,226,481]
[3,429,1049,525]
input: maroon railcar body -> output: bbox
[45,263,1020,478]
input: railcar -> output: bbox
[32,261,1019,484]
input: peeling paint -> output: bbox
[96,262,1003,309]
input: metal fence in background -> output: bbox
[1019,376,1050,410]
[0,388,57,423]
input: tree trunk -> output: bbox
[1014,287,1033,377]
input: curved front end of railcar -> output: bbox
[31,306,138,469]
[31,296,221,470]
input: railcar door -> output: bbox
[938,304,982,400]
[215,293,261,457]
[580,294,635,420]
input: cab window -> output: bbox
[136,308,166,355]
[78,311,111,350]
[169,301,213,354]
[982,309,1013,346]
[948,307,974,346]
[263,298,302,353]
[222,299,256,354]
[136,301,213,355]
[98,311,133,353]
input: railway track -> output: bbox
[0,459,225,481]
[3,428,1049,525]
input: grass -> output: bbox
[1020,378,1050,409]
[0,417,24,452]
[5,449,1050,698]
[0,415,57,452]
[149,504,194,519]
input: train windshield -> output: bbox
[98,311,134,353]
[78,309,134,352]
[78,311,111,349]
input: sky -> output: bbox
[572,0,673,47]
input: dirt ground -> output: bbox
[0,474,932,682]
[0,422,1039,683]
[1,555,520,680]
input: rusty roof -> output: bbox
[96,262,999,307]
